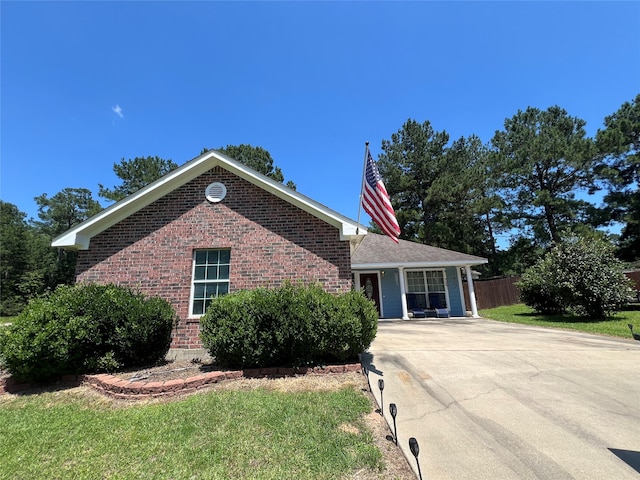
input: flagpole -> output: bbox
[356,141,369,235]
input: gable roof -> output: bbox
[351,233,488,268]
[52,150,367,250]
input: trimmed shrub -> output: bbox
[517,256,566,315]
[199,283,378,369]
[0,283,176,381]
[517,237,633,318]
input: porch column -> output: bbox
[398,266,410,320]
[465,265,480,318]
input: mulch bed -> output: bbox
[0,358,363,398]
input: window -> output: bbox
[191,249,230,315]
[425,271,446,309]
[405,270,447,310]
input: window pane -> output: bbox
[219,265,230,280]
[218,283,229,295]
[206,266,218,280]
[426,271,445,291]
[205,283,218,298]
[194,266,206,281]
[192,300,204,315]
[204,298,212,313]
[195,251,207,265]
[194,283,205,299]
[207,250,219,264]
[429,293,447,309]
[219,250,230,264]
[407,271,426,292]
[407,293,427,309]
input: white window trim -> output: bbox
[403,268,450,311]
[188,249,231,318]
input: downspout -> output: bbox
[465,265,480,318]
[398,266,410,320]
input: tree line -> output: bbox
[1,95,638,315]
[376,95,639,276]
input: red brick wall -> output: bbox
[76,167,353,349]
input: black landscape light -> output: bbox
[362,365,371,391]
[389,402,398,445]
[378,378,385,415]
[409,437,423,480]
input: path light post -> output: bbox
[362,365,371,391]
[389,403,398,445]
[378,378,385,415]
[409,437,423,480]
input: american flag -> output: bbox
[362,149,400,243]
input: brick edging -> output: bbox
[0,363,363,399]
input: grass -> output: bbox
[0,316,16,325]
[0,386,383,480]
[480,303,640,339]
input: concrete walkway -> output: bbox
[361,318,640,480]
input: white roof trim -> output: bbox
[52,150,367,250]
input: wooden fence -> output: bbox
[626,270,640,290]
[462,270,640,312]
[462,276,521,311]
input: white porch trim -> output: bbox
[398,266,410,320]
[465,265,480,318]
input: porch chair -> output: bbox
[406,293,427,318]
[428,293,450,318]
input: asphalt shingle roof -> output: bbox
[352,233,488,267]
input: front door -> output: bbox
[359,273,381,316]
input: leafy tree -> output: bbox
[31,188,103,294]
[35,188,103,237]
[203,145,297,190]
[22,228,74,294]
[516,253,566,315]
[517,236,632,318]
[595,94,640,261]
[0,201,29,315]
[0,199,84,314]
[377,119,451,245]
[99,156,179,202]
[492,236,546,277]
[377,120,499,263]
[439,135,509,263]
[491,106,597,245]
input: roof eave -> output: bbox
[352,259,489,269]
[51,232,91,250]
[51,150,366,248]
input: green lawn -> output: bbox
[480,303,639,339]
[0,386,383,480]
[0,316,16,325]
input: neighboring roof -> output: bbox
[351,233,488,268]
[52,150,367,250]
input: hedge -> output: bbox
[0,283,176,382]
[199,283,378,369]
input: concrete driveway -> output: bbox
[361,318,640,479]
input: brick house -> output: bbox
[53,150,486,353]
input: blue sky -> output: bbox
[2,1,639,245]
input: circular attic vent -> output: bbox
[205,182,227,203]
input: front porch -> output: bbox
[351,234,487,320]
